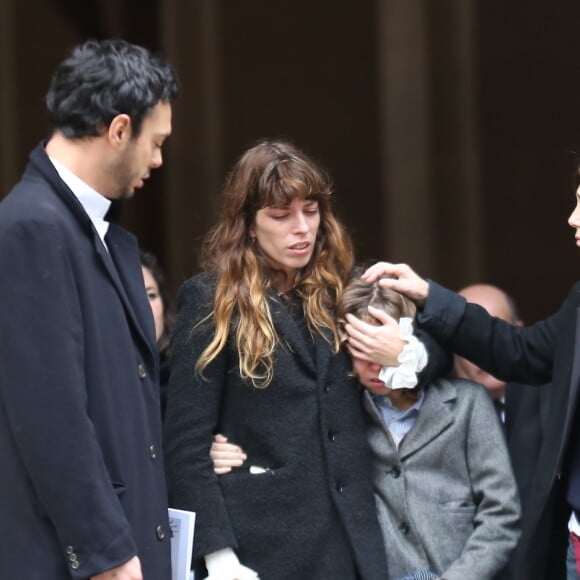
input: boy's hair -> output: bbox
[336,274,417,342]
[46,39,180,138]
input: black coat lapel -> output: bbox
[269,294,316,375]
[565,307,580,432]
[103,224,158,358]
[28,143,156,364]
[314,328,334,389]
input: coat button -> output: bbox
[70,560,79,570]
[138,364,147,379]
[399,522,410,535]
[323,385,330,393]
[328,430,336,442]
[65,545,74,555]
[156,524,166,540]
[335,482,344,494]
[149,445,157,460]
[390,466,401,478]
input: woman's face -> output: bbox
[250,198,320,287]
[142,266,165,343]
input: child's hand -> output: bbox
[210,434,247,475]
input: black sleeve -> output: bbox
[417,280,564,385]
[416,328,453,387]
[163,274,238,557]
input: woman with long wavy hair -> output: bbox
[164,139,392,580]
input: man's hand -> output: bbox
[90,556,142,580]
[345,308,405,366]
[362,262,429,306]
[210,434,246,475]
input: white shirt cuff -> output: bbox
[204,547,260,580]
[378,317,428,390]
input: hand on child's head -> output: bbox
[367,306,398,327]
[344,310,405,367]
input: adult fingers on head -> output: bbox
[345,323,373,347]
[367,306,398,326]
[346,330,374,355]
[361,261,399,281]
[377,277,400,290]
[345,313,375,333]
[346,343,371,362]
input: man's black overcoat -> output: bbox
[0,144,171,579]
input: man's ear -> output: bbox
[107,114,132,146]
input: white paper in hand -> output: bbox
[169,507,196,580]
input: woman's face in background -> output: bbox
[142,266,165,343]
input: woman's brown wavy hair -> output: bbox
[196,139,354,388]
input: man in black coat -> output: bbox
[0,40,179,579]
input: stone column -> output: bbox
[375,0,482,282]
[160,0,224,287]
[0,0,18,195]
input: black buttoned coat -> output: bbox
[164,273,389,579]
[419,281,576,579]
[0,144,171,579]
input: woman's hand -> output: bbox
[362,262,429,306]
[345,308,405,366]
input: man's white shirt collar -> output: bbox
[49,157,111,246]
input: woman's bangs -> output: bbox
[261,170,327,208]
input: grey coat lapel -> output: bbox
[399,380,456,460]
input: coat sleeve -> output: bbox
[163,274,238,557]
[442,383,521,580]
[417,280,563,385]
[416,328,453,388]
[0,220,136,577]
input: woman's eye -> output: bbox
[147,291,159,301]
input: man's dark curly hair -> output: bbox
[45,39,180,139]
